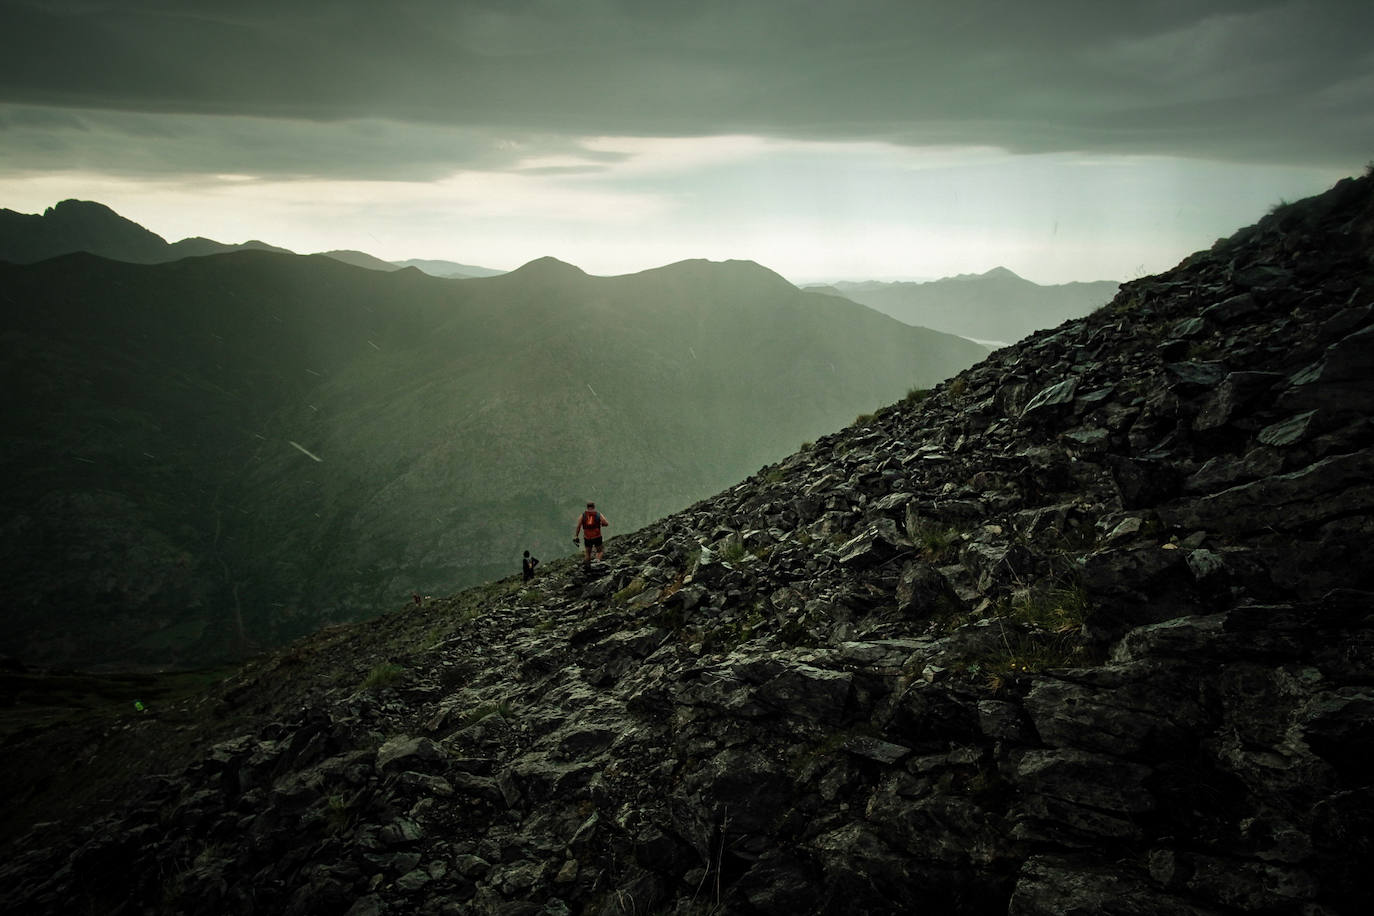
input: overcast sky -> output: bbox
[1,0,1369,283]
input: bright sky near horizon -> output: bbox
[1,1,1369,284]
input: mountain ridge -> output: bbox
[499,255,590,282]
[392,258,507,279]
[829,268,1121,344]
[0,199,505,278]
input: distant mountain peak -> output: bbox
[948,266,1023,283]
[317,249,399,272]
[39,198,150,236]
[647,258,797,292]
[664,257,780,275]
[522,255,584,271]
[508,256,588,280]
[831,266,1120,342]
[47,199,122,219]
[981,266,1022,280]
[0,198,169,264]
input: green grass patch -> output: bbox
[461,699,515,727]
[957,583,1097,684]
[360,662,405,690]
[909,519,962,560]
[326,792,359,835]
[613,577,649,604]
[1005,582,1090,632]
[420,625,450,649]
[976,630,1091,681]
[699,604,768,653]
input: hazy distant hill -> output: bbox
[0,200,503,277]
[391,258,506,278]
[317,249,405,272]
[827,266,1119,343]
[0,249,987,667]
[165,237,292,259]
[309,253,506,278]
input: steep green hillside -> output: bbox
[0,251,986,666]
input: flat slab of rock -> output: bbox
[376,736,446,772]
[842,735,912,765]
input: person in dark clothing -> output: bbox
[522,550,540,581]
[574,501,609,566]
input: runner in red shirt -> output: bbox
[574,501,609,566]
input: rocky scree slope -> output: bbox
[3,173,1374,915]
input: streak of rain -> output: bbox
[287,440,323,462]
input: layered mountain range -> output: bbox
[0,233,987,667]
[823,268,1120,344]
[2,173,1370,914]
[0,199,498,279]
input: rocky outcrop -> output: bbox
[2,174,1372,914]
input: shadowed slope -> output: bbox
[0,250,986,666]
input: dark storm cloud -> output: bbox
[0,105,627,180]
[1,0,1370,170]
